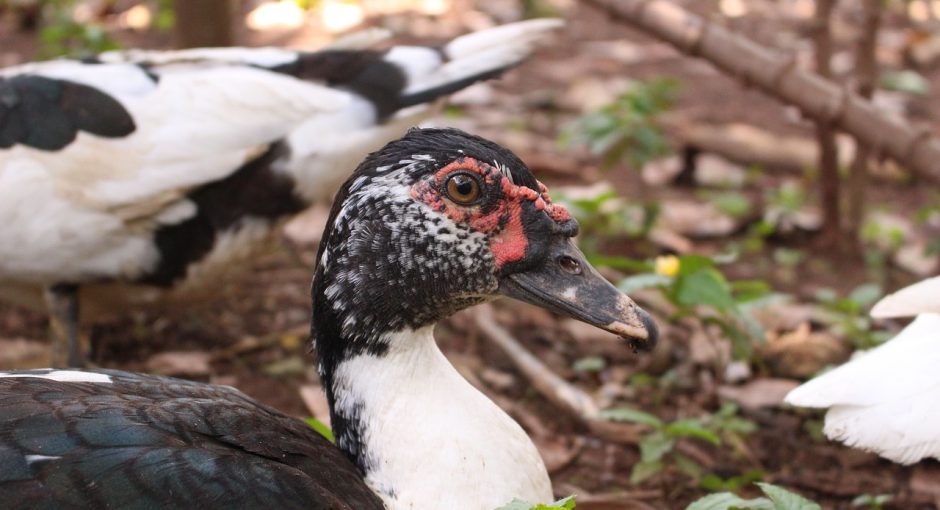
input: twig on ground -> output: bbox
[474,303,600,419]
[474,304,649,445]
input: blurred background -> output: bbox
[3,0,940,508]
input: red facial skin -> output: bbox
[411,157,572,270]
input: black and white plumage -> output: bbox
[0,128,658,509]
[785,276,940,464]
[0,19,562,366]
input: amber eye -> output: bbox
[444,173,482,205]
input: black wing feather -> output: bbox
[0,371,383,510]
[0,75,135,151]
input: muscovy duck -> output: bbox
[0,128,658,509]
[0,19,562,367]
[785,275,940,464]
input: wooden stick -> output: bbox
[846,0,882,242]
[583,0,940,180]
[473,303,600,420]
[661,117,857,173]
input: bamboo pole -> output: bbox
[813,0,842,248]
[583,0,940,181]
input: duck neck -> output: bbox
[318,325,553,509]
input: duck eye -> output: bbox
[445,173,482,205]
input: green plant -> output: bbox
[600,403,756,485]
[572,356,606,373]
[700,469,765,493]
[815,284,890,349]
[701,190,753,219]
[496,495,576,510]
[555,188,656,257]
[686,482,821,510]
[618,254,773,360]
[153,0,175,31]
[860,219,906,253]
[561,77,680,169]
[304,417,335,443]
[851,494,893,509]
[38,0,120,58]
[629,370,687,407]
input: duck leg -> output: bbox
[44,283,85,367]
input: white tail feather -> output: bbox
[397,18,563,97]
[785,313,940,464]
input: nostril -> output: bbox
[558,255,582,275]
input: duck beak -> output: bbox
[497,239,658,351]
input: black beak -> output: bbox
[497,239,658,351]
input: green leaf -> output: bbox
[708,192,752,217]
[673,453,704,480]
[599,407,663,427]
[848,283,882,308]
[700,474,728,492]
[756,483,822,510]
[304,417,335,443]
[496,499,537,510]
[685,493,774,510]
[587,255,652,272]
[639,432,675,462]
[618,273,673,293]
[676,268,735,310]
[880,70,929,95]
[851,494,893,508]
[495,495,577,510]
[700,469,766,492]
[630,459,664,484]
[730,280,771,302]
[545,495,577,509]
[572,356,606,373]
[675,255,715,275]
[665,419,721,445]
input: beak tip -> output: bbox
[635,309,658,351]
[605,308,658,351]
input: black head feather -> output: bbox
[309,128,574,471]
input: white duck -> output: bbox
[0,19,562,366]
[785,275,940,464]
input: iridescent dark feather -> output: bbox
[0,371,383,510]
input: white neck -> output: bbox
[331,326,553,509]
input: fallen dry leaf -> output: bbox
[0,338,49,368]
[534,435,584,473]
[759,323,851,379]
[718,378,800,410]
[694,154,746,188]
[658,198,740,238]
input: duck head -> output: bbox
[311,127,657,365]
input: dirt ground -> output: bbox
[3,1,940,509]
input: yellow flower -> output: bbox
[654,255,680,277]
